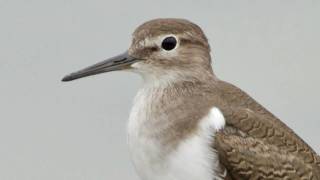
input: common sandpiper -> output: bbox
[62,18,320,180]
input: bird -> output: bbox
[62,18,320,180]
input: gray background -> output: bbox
[0,0,319,179]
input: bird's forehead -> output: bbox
[132,18,206,43]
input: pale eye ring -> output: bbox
[161,36,177,51]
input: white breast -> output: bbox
[127,88,226,180]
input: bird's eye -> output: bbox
[161,36,177,51]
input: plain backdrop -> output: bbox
[1,0,319,179]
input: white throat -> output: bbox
[131,62,186,87]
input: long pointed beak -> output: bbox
[62,51,138,82]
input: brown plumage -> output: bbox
[62,18,320,180]
[134,77,320,179]
[214,81,320,179]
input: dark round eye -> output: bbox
[161,36,177,51]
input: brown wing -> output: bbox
[214,107,320,180]
[215,132,320,180]
[212,81,320,179]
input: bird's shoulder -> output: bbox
[205,80,320,179]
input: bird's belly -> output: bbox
[128,130,220,180]
[127,112,221,180]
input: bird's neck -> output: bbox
[139,67,217,89]
[128,72,218,152]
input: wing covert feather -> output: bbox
[215,133,320,180]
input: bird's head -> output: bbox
[62,18,213,83]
